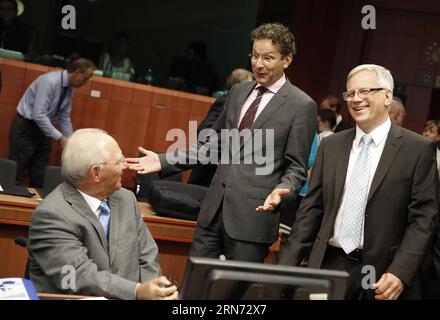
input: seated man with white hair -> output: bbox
[28,128,178,300]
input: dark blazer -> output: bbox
[279,124,439,299]
[334,118,353,132]
[160,79,317,244]
[434,212,440,277]
[187,94,228,187]
[28,182,162,299]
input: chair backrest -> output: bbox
[0,158,17,185]
[39,166,63,197]
[14,236,30,279]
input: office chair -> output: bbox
[38,166,63,198]
[14,236,30,279]
[0,158,17,185]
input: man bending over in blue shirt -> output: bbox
[8,58,95,187]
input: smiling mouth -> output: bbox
[353,106,368,112]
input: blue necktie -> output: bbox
[339,134,373,254]
[99,200,111,239]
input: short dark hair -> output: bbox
[318,108,337,129]
[67,58,96,73]
[251,22,296,57]
[325,94,341,113]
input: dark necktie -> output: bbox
[238,86,268,132]
[56,86,69,110]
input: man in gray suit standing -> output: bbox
[28,129,178,300]
[126,23,317,263]
[279,64,439,300]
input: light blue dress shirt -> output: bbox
[17,70,74,140]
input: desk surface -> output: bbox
[0,190,196,232]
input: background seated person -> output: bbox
[0,0,38,58]
[99,32,134,81]
[28,128,178,300]
[317,108,336,145]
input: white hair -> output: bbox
[347,64,394,92]
[61,128,117,184]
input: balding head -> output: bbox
[388,99,406,127]
[62,129,119,185]
[226,68,254,88]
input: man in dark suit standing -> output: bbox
[127,23,317,263]
[279,64,439,300]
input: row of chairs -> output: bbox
[0,158,62,196]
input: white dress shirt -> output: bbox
[77,189,105,219]
[328,118,391,249]
[333,115,343,131]
[237,74,286,127]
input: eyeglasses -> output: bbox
[342,88,386,101]
[248,52,278,64]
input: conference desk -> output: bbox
[0,190,196,285]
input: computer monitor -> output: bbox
[180,257,348,300]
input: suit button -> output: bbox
[221,183,226,188]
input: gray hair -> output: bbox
[61,128,116,184]
[388,98,405,114]
[347,64,394,92]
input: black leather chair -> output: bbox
[0,158,17,185]
[14,236,30,279]
[38,166,63,198]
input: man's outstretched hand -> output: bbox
[126,147,162,174]
[256,188,290,212]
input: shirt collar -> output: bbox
[77,189,104,215]
[354,117,391,147]
[255,74,286,94]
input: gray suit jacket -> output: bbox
[280,125,439,299]
[28,182,162,299]
[160,79,317,243]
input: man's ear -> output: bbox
[283,53,293,69]
[384,91,393,107]
[90,165,101,182]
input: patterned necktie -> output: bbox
[238,86,268,132]
[339,134,373,254]
[99,200,111,239]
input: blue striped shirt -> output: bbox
[17,70,74,140]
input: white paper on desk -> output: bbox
[80,297,108,300]
[0,185,3,191]
[0,278,38,300]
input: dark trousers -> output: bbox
[190,204,270,263]
[8,114,51,188]
[321,246,370,300]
